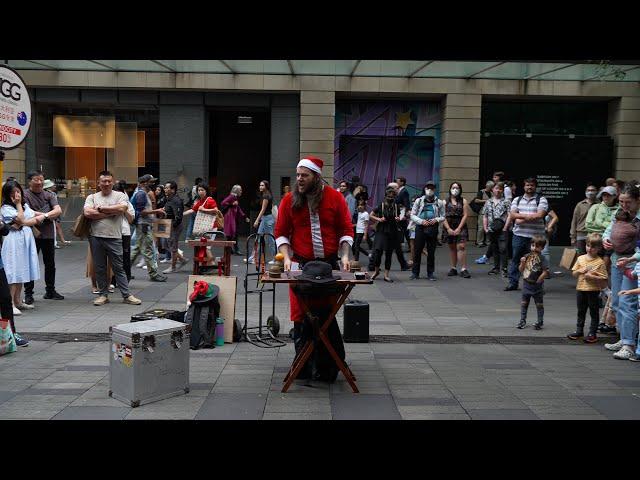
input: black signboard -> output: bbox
[480,134,614,246]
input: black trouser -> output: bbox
[521,283,544,323]
[24,238,55,296]
[0,267,15,333]
[576,239,587,256]
[576,290,600,335]
[112,235,132,284]
[353,233,370,261]
[412,226,437,277]
[506,231,513,260]
[488,230,507,271]
[374,231,397,270]
[394,223,408,268]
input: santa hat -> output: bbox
[297,156,323,175]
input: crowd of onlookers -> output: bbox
[4,166,640,363]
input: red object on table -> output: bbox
[187,239,236,276]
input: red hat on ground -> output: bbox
[297,156,323,175]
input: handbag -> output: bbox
[72,213,91,238]
[192,210,217,236]
[0,319,17,356]
[490,217,506,232]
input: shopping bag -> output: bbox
[72,213,91,238]
[152,219,172,238]
[192,210,217,237]
[559,248,578,270]
[0,319,17,356]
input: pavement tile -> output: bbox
[262,412,332,420]
[577,395,640,420]
[331,394,401,420]
[195,393,267,420]
[394,397,460,407]
[398,405,467,415]
[467,409,540,420]
[399,413,471,420]
[0,391,18,404]
[53,406,131,420]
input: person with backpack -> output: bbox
[504,177,549,291]
[409,180,445,281]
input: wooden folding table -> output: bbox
[261,270,372,393]
[186,239,235,276]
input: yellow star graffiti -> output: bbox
[395,110,415,131]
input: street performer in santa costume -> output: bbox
[275,156,354,380]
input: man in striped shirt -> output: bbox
[505,177,549,291]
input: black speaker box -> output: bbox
[343,300,369,343]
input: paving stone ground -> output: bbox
[1,240,636,420]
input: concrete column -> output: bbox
[609,97,640,181]
[159,105,207,194]
[440,94,482,242]
[3,143,26,184]
[299,90,335,182]
[270,96,300,204]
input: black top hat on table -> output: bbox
[297,261,340,284]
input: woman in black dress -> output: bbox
[442,182,472,278]
[369,186,403,282]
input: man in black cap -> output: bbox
[130,174,167,282]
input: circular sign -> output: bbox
[0,65,32,150]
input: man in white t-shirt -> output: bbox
[84,171,142,306]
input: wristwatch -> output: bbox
[44,213,50,220]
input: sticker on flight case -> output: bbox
[113,343,133,367]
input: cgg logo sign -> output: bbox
[0,65,31,150]
[0,79,21,101]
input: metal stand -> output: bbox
[242,233,285,348]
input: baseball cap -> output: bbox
[597,186,617,199]
[425,179,436,188]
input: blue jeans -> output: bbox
[249,214,275,260]
[508,234,532,287]
[613,261,639,348]
[185,214,195,241]
[610,258,623,315]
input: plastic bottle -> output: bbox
[215,318,225,346]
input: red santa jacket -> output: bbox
[275,185,354,260]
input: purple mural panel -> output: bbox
[334,101,441,208]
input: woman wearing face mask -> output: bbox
[409,181,445,281]
[369,186,403,282]
[442,182,471,278]
[602,183,640,361]
[570,184,599,255]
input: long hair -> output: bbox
[260,180,272,196]
[447,182,463,203]
[2,180,25,208]
[292,173,323,214]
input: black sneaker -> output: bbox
[427,274,437,281]
[24,294,34,305]
[447,268,458,277]
[567,331,584,340]
[488,268,500,275]
[517,320,526,329]
[409,274,418,280]
[534,322,543,330]
[596,322,607,333]
[43,291,64,300]
[600,325,617,334]
[460,269,471,279]
[504,285,518,291]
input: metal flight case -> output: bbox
[242,232,285,348]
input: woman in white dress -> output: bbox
[1,180,46,315]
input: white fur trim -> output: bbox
[297,158,322,175]
[339,235,354,247]
[275,236,290,248]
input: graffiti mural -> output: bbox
[334,101,441,209]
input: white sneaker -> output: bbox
[605,340,623,351]
[12,306,22,316]
[178,248,184,257]
[136,261,145,268]
[159,258,170,264]
[108,284,115,293]
[162,266,178,274]
[613,345,635,360]
[17,303,34,310]
[142,266,148,270]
